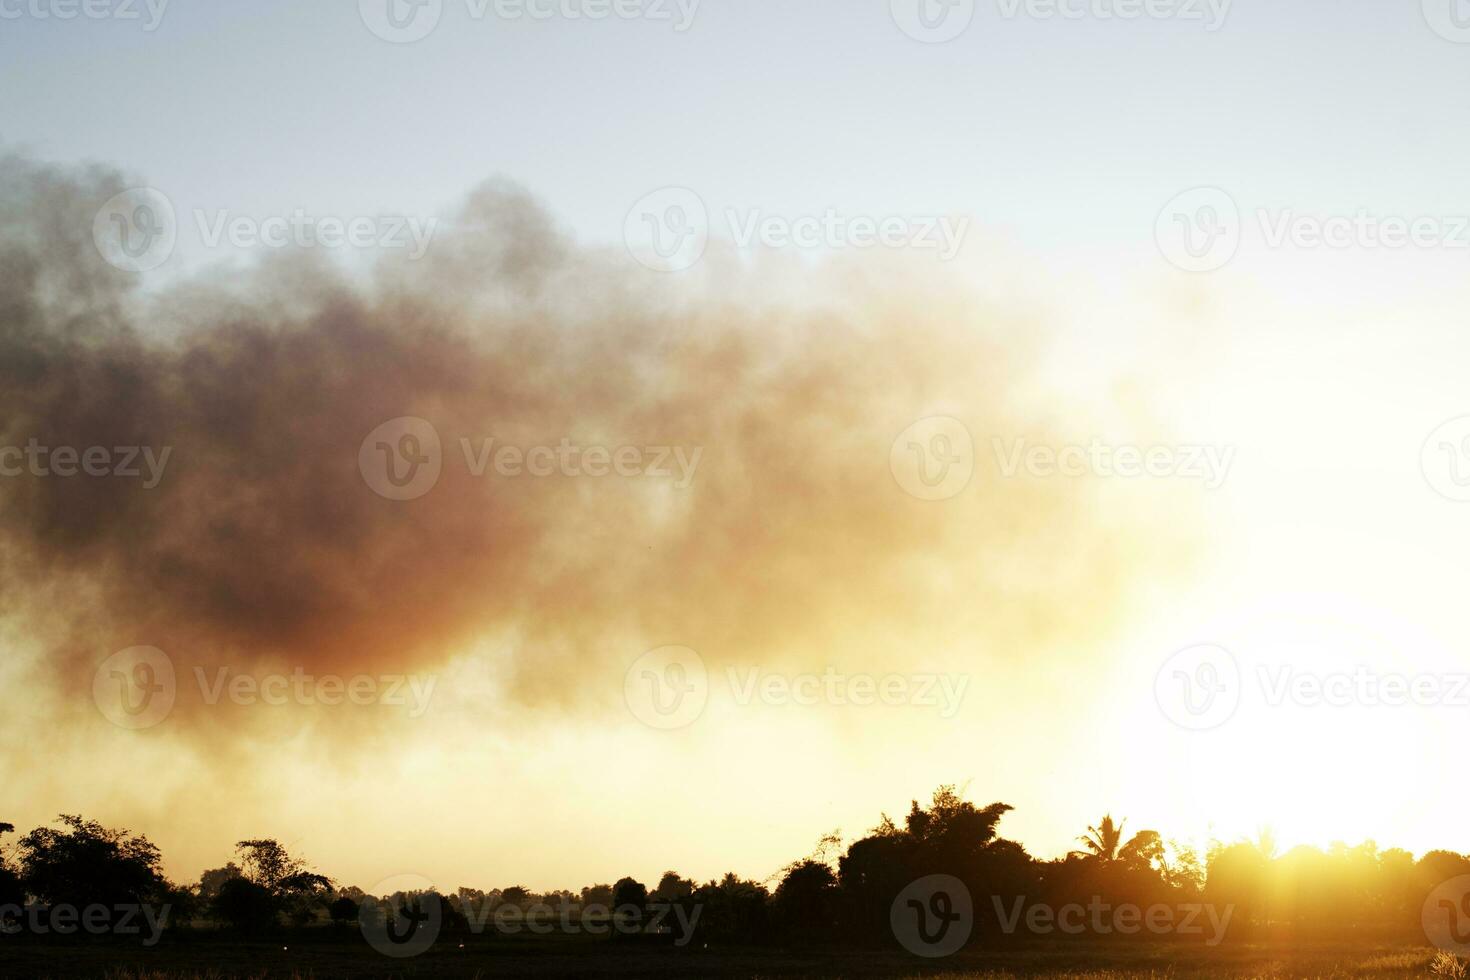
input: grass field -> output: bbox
[0,937,1460,980]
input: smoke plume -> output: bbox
[0,153,1195,732]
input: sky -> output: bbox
[4,0,1470,895]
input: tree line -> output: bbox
[2,787,1466,948]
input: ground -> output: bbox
[0,935,1456,980]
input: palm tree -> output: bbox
[1071,814,1164,869]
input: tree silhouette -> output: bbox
[196,862,243,904]
[16,815,169,912]
[1071,814,1162,870]
[214,839,331,932]
[328,895,359,926]
[213,877,278,935]
[5,795,1469,954]
[651,871,694,901]
[613,876,648,927]
[691,873,769,943]
[0,822,22,921]
[235,840,330,895]
[839,786,1023,946]
[774,860,839,941]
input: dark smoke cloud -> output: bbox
[0,153,1196,730]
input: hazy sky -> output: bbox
[6,0,1470,261]
[5,0,1470,895]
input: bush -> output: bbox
[213,876,278,935]
[329,896,360,925]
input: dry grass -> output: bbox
[0,942,1462,980]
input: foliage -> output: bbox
[212,876,277,935]
[612,876,649,921]
[773,859,839,941]
[6,791,1468,956]
[15,814,169,910]
[328,896,359,925]
[211,840,331,933]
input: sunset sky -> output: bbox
[4,0,1470,896]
